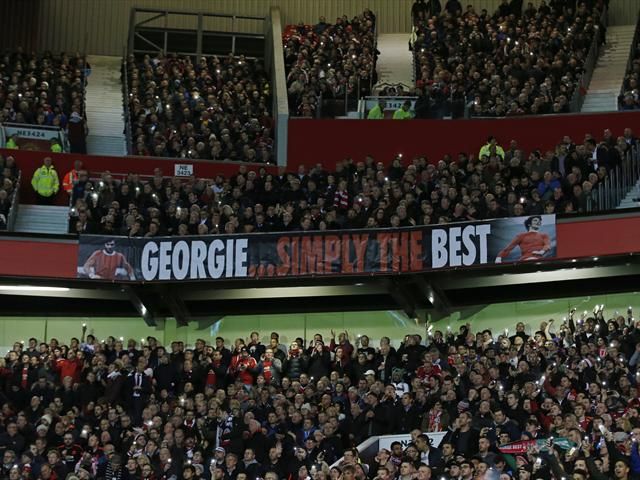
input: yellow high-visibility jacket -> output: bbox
[31,165,60,197]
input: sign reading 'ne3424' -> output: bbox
[76,215,557,282]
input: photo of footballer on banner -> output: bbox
[491,215,556,263]
[77,238,137,280]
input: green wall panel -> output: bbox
[0,291,637,350]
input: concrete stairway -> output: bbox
[85,55,127,156]
[582,25,637,112]
[617,180,640,209]
[375,33,415,90]
[14,205,69,234]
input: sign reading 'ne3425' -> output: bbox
[76,215,557,282]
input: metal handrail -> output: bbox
[122,48,133,156]
[569,6,608,113]
[471,108,640,121]
[128,49,262,61]
[589,145,640,212]
[80,32,89,122]
[6,171,21,232]
[129,8,266,56]
[132,7,264,20]
[618,11,640,108]
[370,15,378,100]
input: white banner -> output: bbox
[1,123,67,152]
[378,432,447,450]
[3,124,52,139]
[362,96,417,119]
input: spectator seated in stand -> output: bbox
[378,84,412,97]
[283,10,378,118]
[0,310,640,480]
[619,22,640,110]
[68,127,636,237]
[411,1,604,118]
[0,155,18,229]
[125,53,274,162]
[0,48,87,128]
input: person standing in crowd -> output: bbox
[5,134,19,149]
[31,156,59,205]
[127,360,151,424]
[426,0,442,16]
[479,136,505,160]
[63,159,84,196]
[367,99,386,119]
[67,111,88,154]
[444,0,463,15]
[393,101,414,120]
[50,138,63,153]
[411,0,428,20]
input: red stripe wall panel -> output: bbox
[0,240,77,279]
[287,112,640,169]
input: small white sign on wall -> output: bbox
[174,164,194,177]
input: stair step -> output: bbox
[17,208,69,214]
[13,204,70,234]
[581,25,636,114]
[85,55,127,157]
[15,220,68,225]
[15,216,67,221]
[583,95,616,99]
[16,215,68,220]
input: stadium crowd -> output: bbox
[0,154,19,229]
[283,10,378,118]
[67,126,636,236]
[619,22,640,111]
[0,49,87,128]
[125,53,274,162]
[410,0,606,118]
[0,309,639,480]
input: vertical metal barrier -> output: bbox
[122,49,133,155]
[593,144,640,212]
[569,6,608,112]
[67,185,75,234]
[613,169,621,205]
[316,92,323,119]
[598,183,603,212]
[619,12,640,109]
[6,171,21,232]
[611,171,616,209]
[344,86,349,117]
[371,18,378,98]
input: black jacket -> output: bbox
[307,350,331,380]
